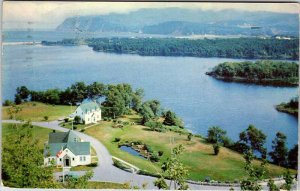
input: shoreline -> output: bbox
[205,73,299,87]
[2,41,41,46]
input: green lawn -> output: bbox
[86,181,130,189]
[85,114,296,182]
[2,102,74,121]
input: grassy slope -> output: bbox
[2,102,74,121]
[85,114,295,181]
[2,123,52,148]
[87,181,129,189]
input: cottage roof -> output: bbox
[78,101,100,114]
[45,130,90,157]
[49,131,80,143]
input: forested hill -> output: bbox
[81,38,298,60]
[206,61,299,86]
[56,8,299,37]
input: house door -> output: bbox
[64,155,71,167]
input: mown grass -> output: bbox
[85,114,296,182]
[86,181,129,189]
[2,102,74,121]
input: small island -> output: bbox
[276,97,298,117]
[206,60,299,86]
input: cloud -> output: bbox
[3,2,299,30]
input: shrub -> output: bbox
[213,144,220,155]
[187,133,192,141]
[123,121,130,126]
[64,118,69,122]
[80,129,85,132]
[73,126,77,130]
[113,119,117,123]
[114,137,121,142]
[3,100,13,106]
[87,162,98,167]
[150,153,160,162]
[44,116,49,121]
[158,151,164,156]
[74,116,81,124]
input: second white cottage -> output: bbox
[72,101,101,124]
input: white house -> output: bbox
[44,131,91,167]
[71,101,101,124]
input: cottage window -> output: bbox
[80,156,82,161]
[83,156,86,161]
[60,158,62,161]
[72,158,75,161]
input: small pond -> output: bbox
[119,145,145,159]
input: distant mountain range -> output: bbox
[56,8,299,36]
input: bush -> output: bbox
[187,133,192,141]
[213,144,220,155]
[3,100,13,106]
[74,116,81,124]
[123,121,130,126]
[44,116,49,121]
[150,153,160,162]
[64,118,69,122]
[87,162,98,167]
[103,117,108,121]
[73,126,77,130]
[158,151,164,156]
[137,170,161,178]
[113,119,117,123]
[80,129,85,132]
[114,137,121,142]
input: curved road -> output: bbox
[2,120,242,190]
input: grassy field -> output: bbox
[85,114,295,182]
[2,102,74,121]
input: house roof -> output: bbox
[49,131,80,143]
[45,130,90,157]
[45,142,90,156]
[78,101,100,114]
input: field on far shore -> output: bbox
[2,102,74,121]
[85,114,295,182]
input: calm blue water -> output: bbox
[120,146,145,159]
[2,31,298,152]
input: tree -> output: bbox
[87,82,106,99]
[267,179,279,191]
[131,88,144,111]
[3,99,13,106]
[187,133,192,141]
[154,145,189,190]
[288,144,298,169]
[213,144,220,155]
[14,94,22,105]
[163,110,183,128]
[70,82,88,104]
[207,126,226,144]
[16,86,30,101]
[6,104,22,120]
[269,132,288,166]
[74,116,81,124]
[282,170,293,191]
[240,149,267,191]
[65,171,93,189]
[239,125,267,157]
[2,123,58,188]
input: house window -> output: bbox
[80,156,82,161]
[74,138,77,142]
[48,158,50,162]
[83,156,86,161]
[72,158,75,161]
[60,158,62,161]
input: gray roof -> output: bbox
[45,130,90,157]
[49,131,80,143]
[78,101,100,114]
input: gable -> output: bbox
[48,131,81,144]
[45,142,90,157]
[77,101,101,114]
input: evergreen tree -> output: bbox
[269,132,288,166]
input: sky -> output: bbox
[2,1,299,30]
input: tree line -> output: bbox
[82,37,299,60]
[206,60,299,86]
[206,125,298,170]
[7,82,183,128]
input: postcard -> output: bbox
[1,1,299,190]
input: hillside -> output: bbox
[56,8,299,36]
